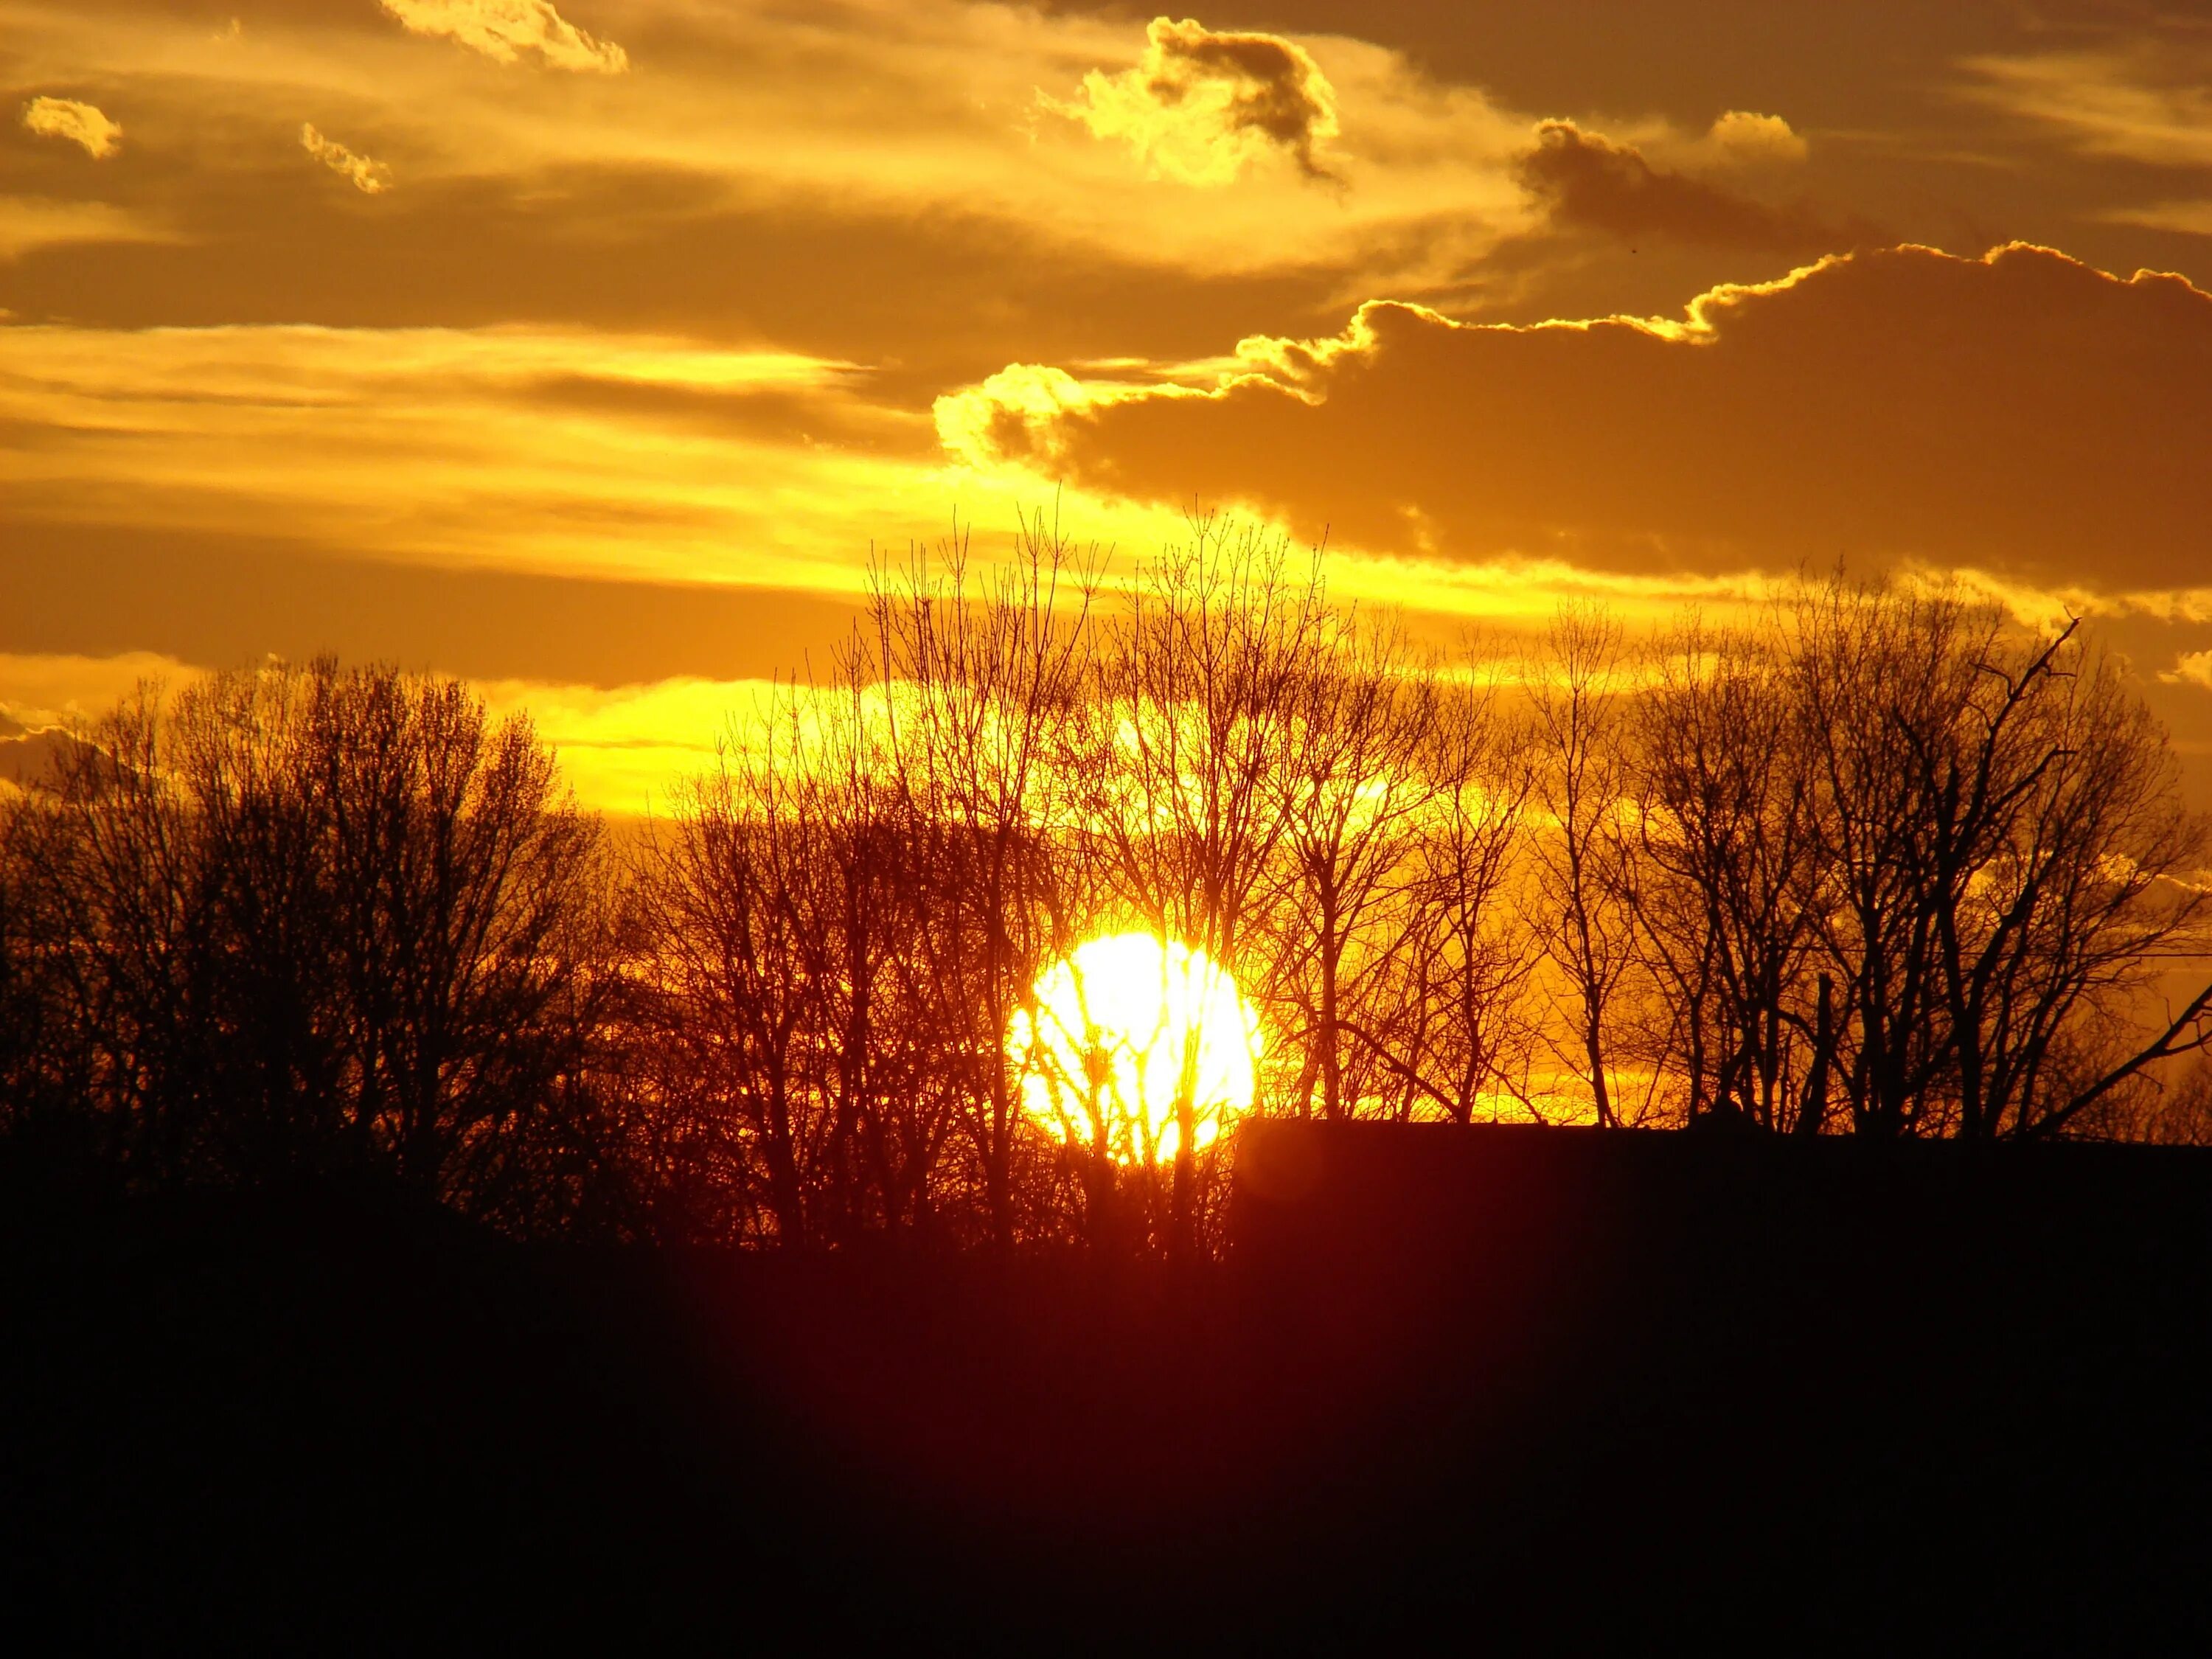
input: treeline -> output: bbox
[4,516,2210,1251]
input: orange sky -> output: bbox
[6,1,2212,810]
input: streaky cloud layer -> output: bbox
[7,1,2212,787]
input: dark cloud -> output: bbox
[1517,119,1867,253]
[964,242,2212,594]
[0,526,868,688]
[1055,16,1341,184]
[1144,18,1338,180]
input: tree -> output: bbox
[1065,515,1326,1254]
[867,510,1102,1251]
[1696,574,2212,1139]
[1267,608,1445,1121]
[1528,608,1642,1126]
[627,714,820,1246]
[5,661,611,1222]
[1803,593,2212,1138]
[0,783,98,1169]
[310,665,610,1223]
[1381,664,1543,1123]
[1631,620,1826,1130]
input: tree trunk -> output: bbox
[1795,973,1832,1137]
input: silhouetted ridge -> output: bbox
[9,1126,2211,1648]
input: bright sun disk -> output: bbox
[1010,932,1262,1165]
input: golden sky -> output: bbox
[7,0,2212,809]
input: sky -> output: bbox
[6,0,2212,810]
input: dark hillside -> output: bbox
[7,1126,2211,1650]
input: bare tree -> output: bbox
[868,510,1101,1251]
[631,699,830,1247]
[1381,664,1543,1123]
[1528,608,1642,1126]
[7,662,609,1220]
[1267,609,1445,1121]
[1882,615,2212,1138]
[797,675,953,1246]
[1065,515,1326,1255]
[310,666,608,1222]
[0,785,99,1167]
[1630,620,1826,1130]
[1710,574,2212,1139]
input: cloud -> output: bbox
[0,317,1206,629]
[2166,651,2212,692]
[300,125,392,195]
[0,727,103,793]
[1700,110,1809,169]
[1,0,1537,321]
[935,363,1135,469]
[378,0,627,73]
[2101,200,2212,240]
[1517,119,1857,252]
[0,526,870,694]
[1047,15,1340,185]
[20,96,122,159]
[0,198,175,260]
[942,242,2212,594]
[1962,45,2212,169]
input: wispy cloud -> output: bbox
[378,0,627,74]
[20,96,122,159]
[1961,45,2212,167]
[0,320,1104,598]
[0,198,174,260]
[300,125,392,195]
[2101,199,2212,239]
[0,1,1537,298]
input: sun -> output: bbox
[1009,932,1262,1165]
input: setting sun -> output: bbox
[1010,933,1262,1165]
[12,0,2212,1644]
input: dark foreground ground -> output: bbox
[7,1123,2211,1652]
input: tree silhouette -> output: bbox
[7,546,2210,1249]
[1,661,611,1222]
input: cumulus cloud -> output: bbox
[1047,15,1340,185]
[300,125,392,195]
[1517,119,1856,251]
[944,243,2212,595]
[1701,110,1809,168]
[20,96,122,159]
[2165,651,2212,692]
[935,363,1107,469]
[379,0,627,73]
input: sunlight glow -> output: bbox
[1010,932,1262,1164]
